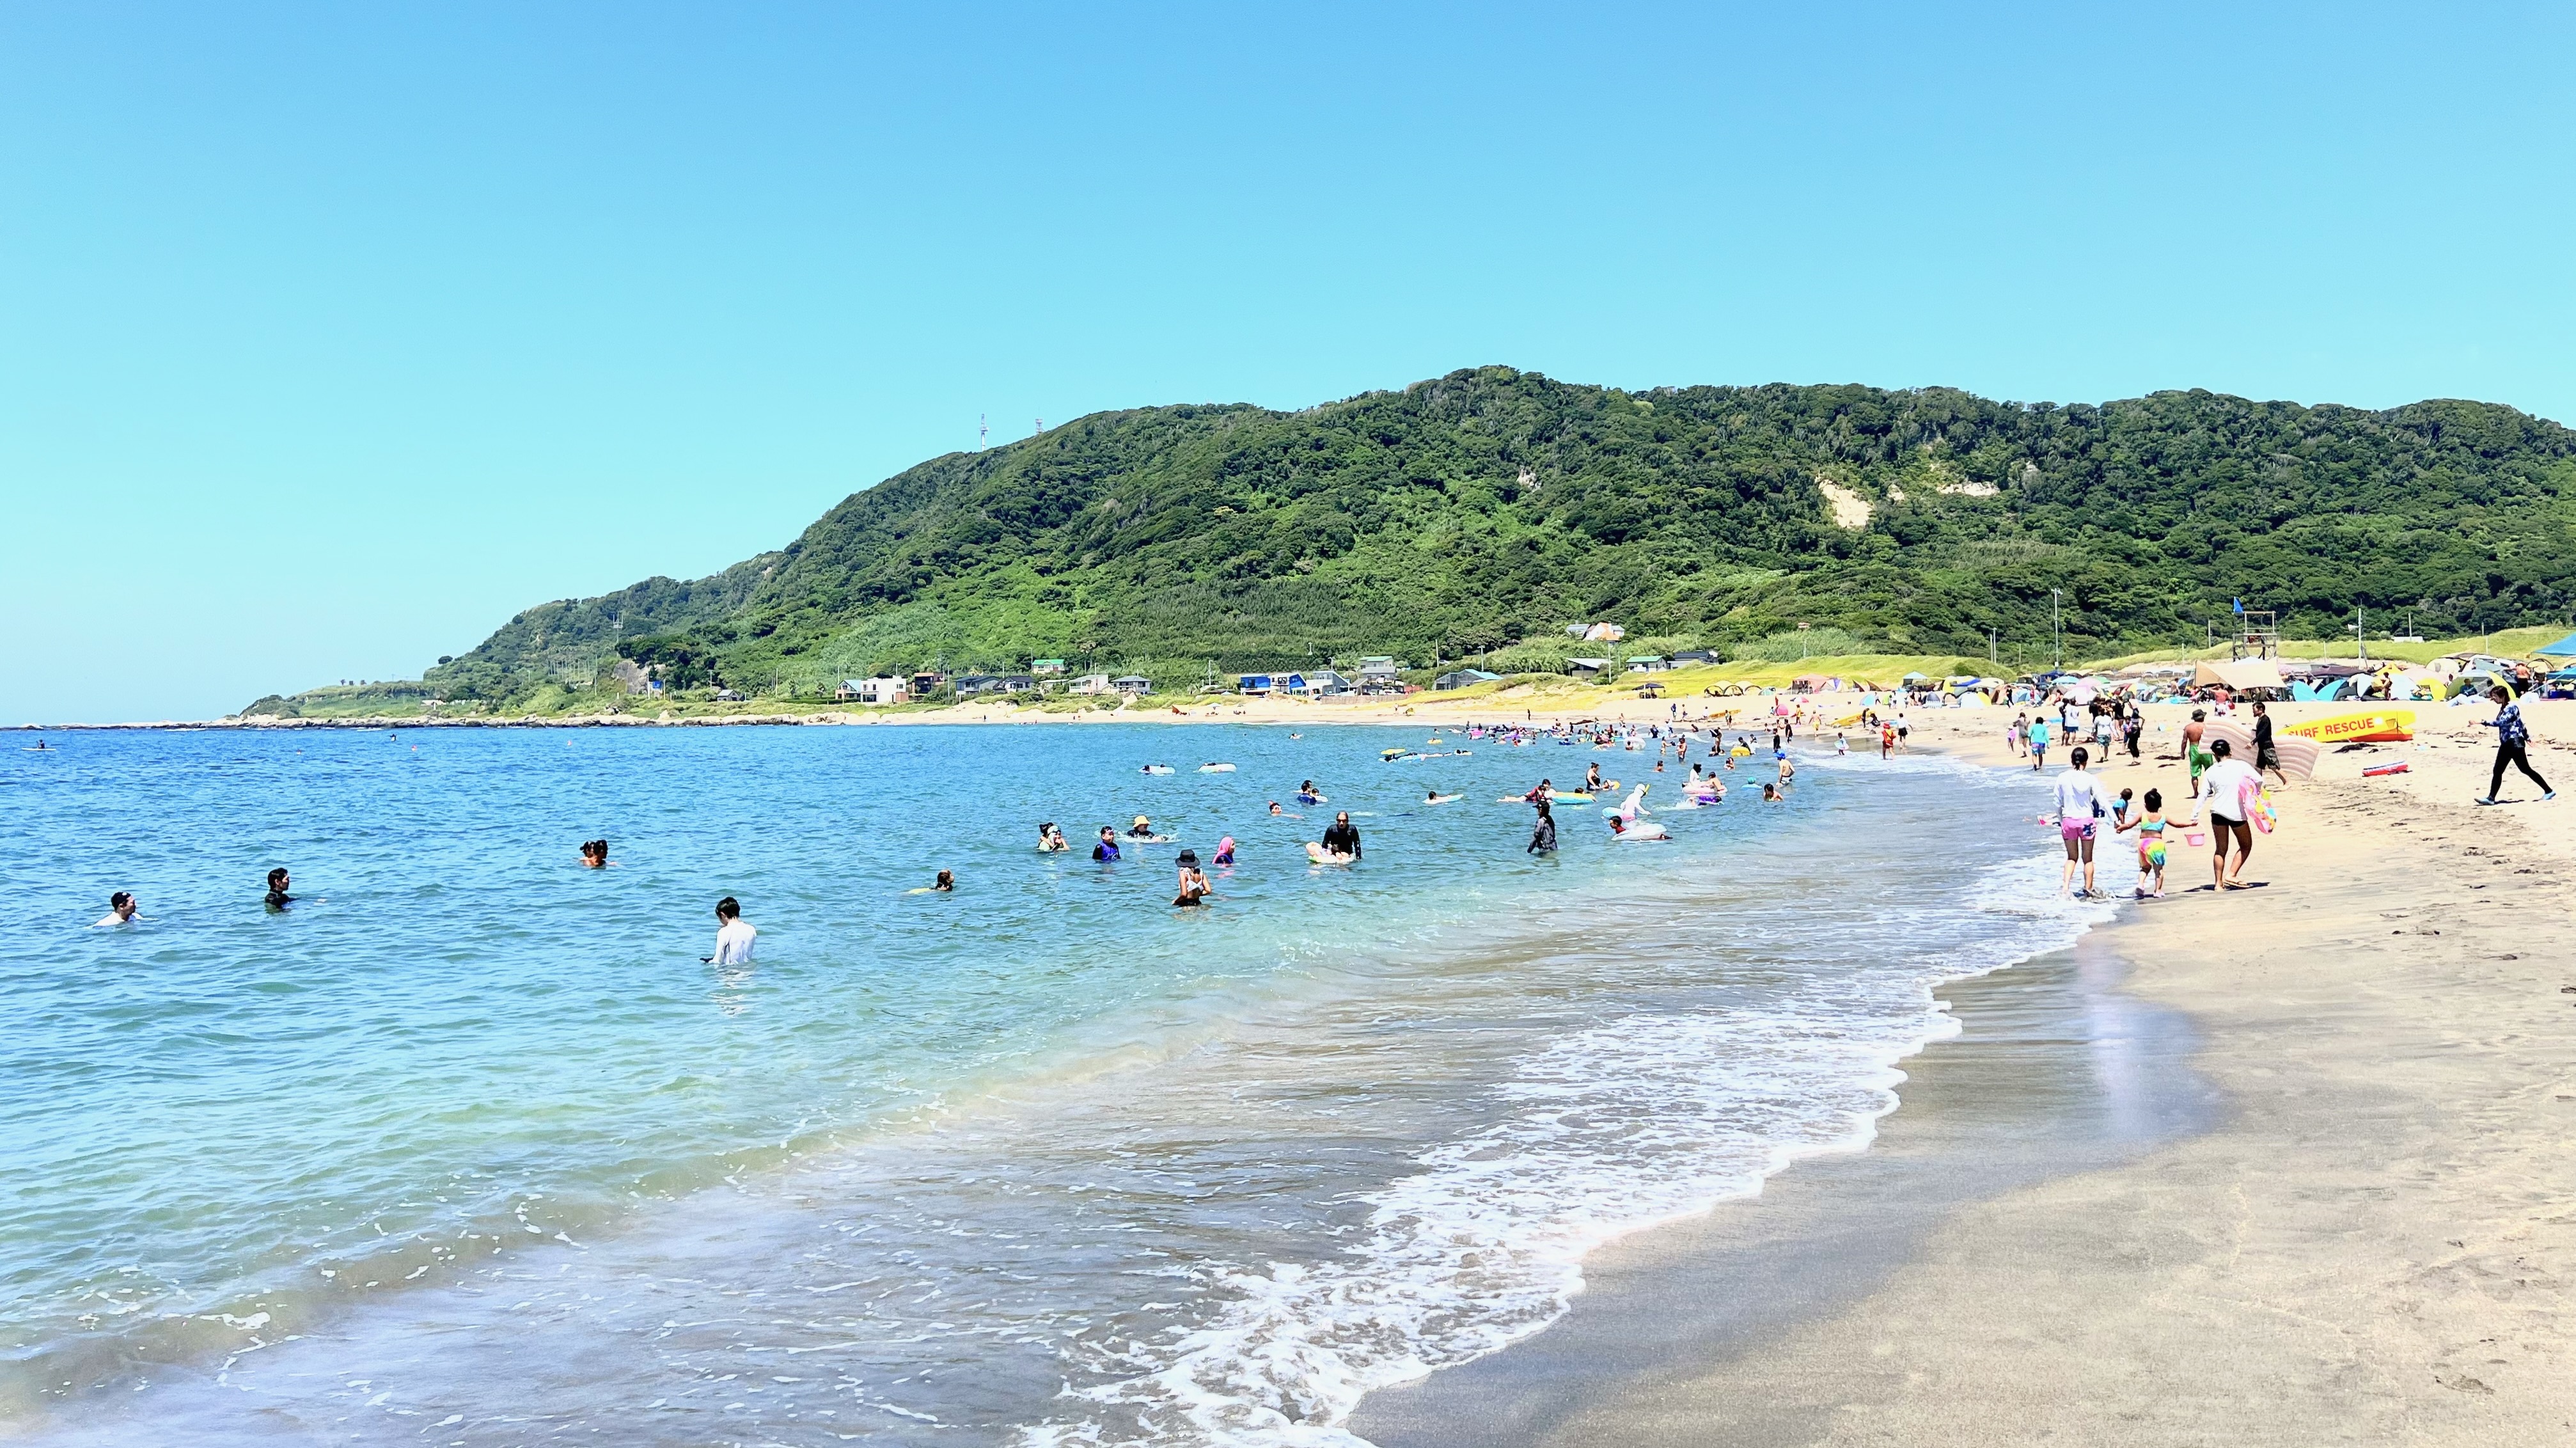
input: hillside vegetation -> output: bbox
[247,367,2576,716]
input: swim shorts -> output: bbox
[2060,819,2096,843]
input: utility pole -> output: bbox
[2354,606,2367,663]
[1989,627,1998,665]
[2051,589,2062,670]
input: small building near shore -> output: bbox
[1434,668,1501,691]
[1030,659,1068,676]
[1112,674,1155,695]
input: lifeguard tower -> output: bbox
[2231,608,2281,661]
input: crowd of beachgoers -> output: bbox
[54,682,2550,952]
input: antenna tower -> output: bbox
[979,414,988,450]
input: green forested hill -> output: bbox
[265,366,2576,711]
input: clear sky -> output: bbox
[5,3,2571,724]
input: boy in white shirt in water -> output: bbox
[708,895,757,964]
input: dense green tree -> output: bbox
[279,368,2574,711]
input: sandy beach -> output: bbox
[1355,703,2576,1445]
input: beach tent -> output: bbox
[2536,633,2576,658]
[1791,673,1830,692]
[2189,659,2285,691]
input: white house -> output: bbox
[840,676,909,705]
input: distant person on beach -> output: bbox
[1094,828,1121,862]
[95,891,138,927]
[1527,801,1559,854]
[1173,850,1211,907]
[2123,702,2144,760]
[2251,701,2288,786]
[2027,715,2050,771]
[2052,746,2110,899]
[263,868,295,911]
[708,896,757,963]
[2475,686,2555,805]
[1321,812,1362,861]
[2009,712,2028,757]
[2199,739,2262,889]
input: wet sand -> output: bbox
[1353,938,2216,1446]
[1360,709,2576,1446]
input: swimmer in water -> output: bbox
[707,896,755,964]
[95,891,138,927]
[263,867,295,911]
[1583,764,1605,792]
[1037,822,1069,852]
[1126,814,1159,840]
[579,838,615,869]
[934,870,955,892]
[1296,780,1324,805]
[1426,789,1462,805]
[1214,836,1236,866]
[1094,827,1122,862]
[1527,800,1559,854]
[1761,783,1780,801]
[1173,850,1212,907]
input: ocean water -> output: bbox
[0,722,2103,1445]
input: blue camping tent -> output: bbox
[2537,633,2576,658]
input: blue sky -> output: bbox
[5,3,2571,724]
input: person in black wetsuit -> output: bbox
[263,867,294,911]
[1527,801,1558,855]
[1321,812,1361,861]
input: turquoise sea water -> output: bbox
[2,723,2099,1445]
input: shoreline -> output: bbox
[1361,708,2576,1445]
[20,693,2576,741]
[1353,934,2215,1447]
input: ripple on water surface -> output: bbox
[0,725,2099,1444]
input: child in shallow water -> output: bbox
[2129,788,2181,899]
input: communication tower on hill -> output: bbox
[979,414,988,450]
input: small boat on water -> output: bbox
[1198,762,1236,773]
